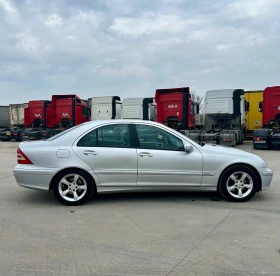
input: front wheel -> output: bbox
[53,169,94,205]
[219,165,258,202]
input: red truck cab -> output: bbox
[24,100,52,128]
[254,86,280,149]
[21,95,91,141]
[155,87,199,130]
[259,86,280,128]
[51,95,90,129]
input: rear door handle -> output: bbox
[139,152,153,157]
[83,150,98,156]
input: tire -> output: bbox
[16,131,23,142]
[53,169,94,206]
[232,137,236,147]
[237,133,244,145]
[0,137,11,141]
[219,165,258,202]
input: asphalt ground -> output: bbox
[0,140,280,276]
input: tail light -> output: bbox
[17,148,33,164]
[254,137,262,141]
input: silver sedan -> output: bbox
[14,120,273,205]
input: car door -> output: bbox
[72,123,137,186]
[134,124,203,186]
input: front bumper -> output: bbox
[13,165,59,191]
[258,167,273,190]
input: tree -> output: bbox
[191,90,204,111]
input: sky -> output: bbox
[0,0,280,105]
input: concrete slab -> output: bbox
[0,141,279,276]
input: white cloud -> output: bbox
[0,0,279,105]
[16,32,52,55]
[100,64,150,77]
[70,9,100,28]
[244,35,264,47]
[45,14,62,27]
[105,58,117,63]
[147,37,184,50]
[216,44,230,51]
[0,0,20,24]
[110,13,206,37]
[0,0,16,14]
[63,35,75,40]
[227,0,280,18]
[186,30,209,42]
[201,67,218,74]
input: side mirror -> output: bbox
[184,144,193,153]
[258,102,263,112]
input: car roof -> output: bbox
[82,119,160,125]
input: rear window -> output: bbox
[46,124,87,141]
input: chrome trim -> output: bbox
[138,170,203,176]
[203,172,215,176]
[96,170,137,175]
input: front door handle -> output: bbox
[83,150,98,156]
[139,152,153,157]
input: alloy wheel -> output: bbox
[226,171,253,199]
[58,174,87,202]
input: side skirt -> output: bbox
[97,186,217,194]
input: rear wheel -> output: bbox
[219,165,258,202]
[53,169,94,205]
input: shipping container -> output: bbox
[0,106,10,127]
[10,103,28,126]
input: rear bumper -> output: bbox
[258,167,273,190]
[253,140,269,149]
[13,165,59,191]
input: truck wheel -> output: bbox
[237,133,244,145]
[16,131,23,142]
[0,137,11,141]
[219,165,257,202]
[232,137,236,147]
[53,169,94,206]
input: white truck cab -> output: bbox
[122,97,156,121]
[202,89,248,146]
[91,96,122,120]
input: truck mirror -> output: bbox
[196,105,199,115]
[245,102,250,112]
[258,102,263,112]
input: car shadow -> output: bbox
[92,191,224,205]
[18,190,225,207]
[18,190,268,207]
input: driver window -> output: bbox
[77,124,131,148]
[135,125,184,151]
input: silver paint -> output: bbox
[13,120,273,198]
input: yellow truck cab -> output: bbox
[244,91,263,138]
